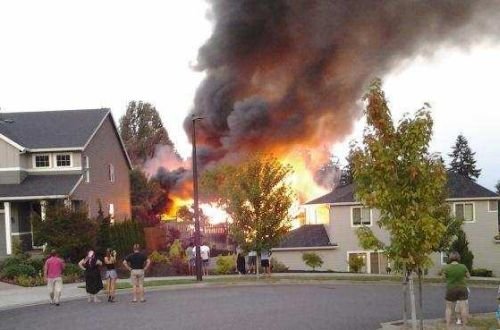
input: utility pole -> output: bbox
[192,115,203,281]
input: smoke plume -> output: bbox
[184,0,500,169]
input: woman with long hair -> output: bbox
[104,248,118,302]
[78,249,103,303]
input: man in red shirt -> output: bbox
[44,249,65,306]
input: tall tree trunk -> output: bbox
[256,254,260,278]
[409,272,417,330]
[418,269,424,330]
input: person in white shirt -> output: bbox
[193,243,210,276]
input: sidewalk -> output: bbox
[0,273,498,311]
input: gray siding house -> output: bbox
[272,173,500,275]
[0,109,131,257]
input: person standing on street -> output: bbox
[248,250,257,274]
[123,243,151,303]
[78,249,103,303]
[104,248,118,302]
[194,242,210,276]
[186,242,195,276]
[260,249,272,276]
[443,251,470,328]
[43,249,65,306]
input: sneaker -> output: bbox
[140,299,146,303]
[107,296,111,302]
[55,303,60,306]
[456,319,462,325]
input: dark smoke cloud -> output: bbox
[184,0,500,168]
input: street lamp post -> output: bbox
[192,115,203,281]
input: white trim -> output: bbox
[440,252,449,265]
[488,200,498,213]
[69,175,84,196]
[84,156,90,183]
[11,231,32,236]
[82,109,109,150]
[272,246,338,252]
[4,202,12,255]
[453,202,476,223]
[447,197,500,201]
[350,206,372,227]
[347,250,370,273]
[109,163,115,183]
[28,147,83,152]
[28,166,82,172]
[0,133,25,151]
[0,195,67,201]
[0,167,22,172]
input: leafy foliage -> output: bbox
[109,220,145,257]
[339,144,356,186]
[215,255,235,274]
[348,255,365,273]
[495,181,500,195]
[168,239,184,259]
[471,268,493,277]
[202,155,293,253]
[352,79,456,273]
[119,100,178,166]
[130,168,168,226]
[95,200,111,257]
[314,154,340,190]
[32,205,97,262]
[448,134,481,181]
[449,229,474,272]
[302,252,324,271]
[270,258,289,273]
[63,263,83,277]
[1,263,36,279]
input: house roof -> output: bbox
[0,108,109,150]
[0,175,81,200]
[278,225,333,248]
[305,172,499,205]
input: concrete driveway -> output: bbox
[0,282,497,330]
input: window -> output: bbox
[351,207,371,226]
[109,164,115,183]
[56,154,71,167]
[489,200,498,212]
[109,204,115,224]
[441,252,449,265]
[34,155,50,168]
[85,156,90,183]
[454,203,474,222]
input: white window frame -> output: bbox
[488,200,498,213]
[109,203,115,224]
[54,153,72,168]
[109,164,115,183]
[351,206,372,227]
[33,154,51,168]
[453,202,475,223]
[440,252,449,265]
[346,250,370,273]
[85,156,90,183]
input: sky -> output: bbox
[0,1,498,191]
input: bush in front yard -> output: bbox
[215,255,235,275]
[270,258,289,273]
[348,255,365,273]
[302,252,324,271]
[15,275,44,287]
[109,220,145,257]
[0,256,25,270]
[471,268,493,277]
[1,263,36,279]
[32,205,97,262]
[63,263,83,277]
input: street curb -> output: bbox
[379,312,496,330]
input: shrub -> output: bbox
[24,258,45,275]
[471,268,493,277]
[2,263,36,279]
[215,255,235,275]
[169,239,183,259]
[32,204,97,262]
[450,229,474,272]
[302,252,324,271]
[169,256,188,275]
[348,255,365,273]
[149,251,169,264]
[270,258,289,273]
[63,263,83,277]
[15,275,44,287]
[109,220,145,256]
[0,256,25,270]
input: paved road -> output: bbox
[0,282,497,330]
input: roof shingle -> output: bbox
[278,225,333,248]
[0,175,81,198]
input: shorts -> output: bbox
[261,259,270,268]
[130,269,145,286]
[104,269,118,279]
[47,277,63,294]
[202,259,209,265]
[248,256,257,266]
[189,258,195,267]
[445,287,468,302]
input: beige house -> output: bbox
[272,173,500,275]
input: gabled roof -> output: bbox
[0,108,109,150]
[305,172,499,205]
[278,225,333,248]
[0,175,81,200]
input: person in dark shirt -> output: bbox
[123,244,151,303]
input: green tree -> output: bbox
[202,155,293,265]
[449,229,474,272]
[119,100,178,166]
[352,79,456,330]
[130,168,168,226]
[302,252,323,271]
[95,200,111,257]
[339,144,356,186]
[32,204,97,262]
[495,180,500,195]
[448,134,481,181]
